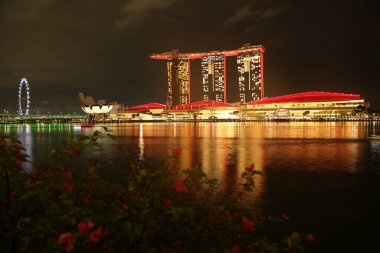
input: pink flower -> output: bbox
[231,244,240,253]
[90,227,108,243]
[248,248,256,253]
[87,221,95,229]
[241,216,255,232]
[171,148,182,157]
[62,183,73,193]
[234,211,242,220]
[69,146,78,156]
[174,180,188,193]
[30,169,36,176]
[77,221,95,235]
[170,163,180,171]
[282,213,290,220]
[15,157,23,167]
[66,172,73,180]
[77,222,87,235]
[87,163,96,173]
[81,195,90,206]
[305,233,315,242]
[25,178,33,185]
[164,199,173,209]
[10,191,17,199]
[245,163,255,173]
[58,232,76,252]
[190,186,197,193]
[208,214,216,223]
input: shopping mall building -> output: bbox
[240,91,368,120]
[102,91,367,121]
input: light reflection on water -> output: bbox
[81,121,379,203]
[18,124,33,172]
[0,123,77,170]
[1,122,378,178]
[0,122,379,199]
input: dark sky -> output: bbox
[0,0,379,113]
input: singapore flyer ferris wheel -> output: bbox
[18,78,31,115]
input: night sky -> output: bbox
[0,0,379,113]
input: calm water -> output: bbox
[1,122,380,252]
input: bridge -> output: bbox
[0,114,87,124]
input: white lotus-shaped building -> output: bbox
[79,92,115,114]
[81,104,113,114]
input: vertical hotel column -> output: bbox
[260,48,265,99]
[188,58,191,103]
[224,56,227,102]
[201,55,225,102]
[166,59,174,108]
[201,57,210,101]
[178,58,190,105]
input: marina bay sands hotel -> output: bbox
[150,43,265,107]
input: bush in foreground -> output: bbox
[0,130,313,252]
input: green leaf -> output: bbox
[78,135,90,141]
[71,216,77,226]
[123,221,132,235]
[106,133,115,140]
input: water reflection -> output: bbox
[0,124,34,171]
[1,122,379,197]
[370,140,380,174]
[138,123,144,160]
[18,125,33,171]
[115,122,377,199]
[0,123,82,171]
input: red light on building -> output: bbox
[248,92,361,105]
[127,103,166,111]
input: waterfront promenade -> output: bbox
[0,114,86,124]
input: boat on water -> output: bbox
[368,135,380,140]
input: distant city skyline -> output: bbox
[0,0,379,113]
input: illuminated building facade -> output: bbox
[201,56,225,102]
[237,51,263,103]
[78,92,121,121]
[166,58,190,108]
[151,44,265,106]
[242,92,367,119]
[108,91,370,121]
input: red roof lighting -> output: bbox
[127,103,166,111]
[248,92,361,105]
[150,46,265,60]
